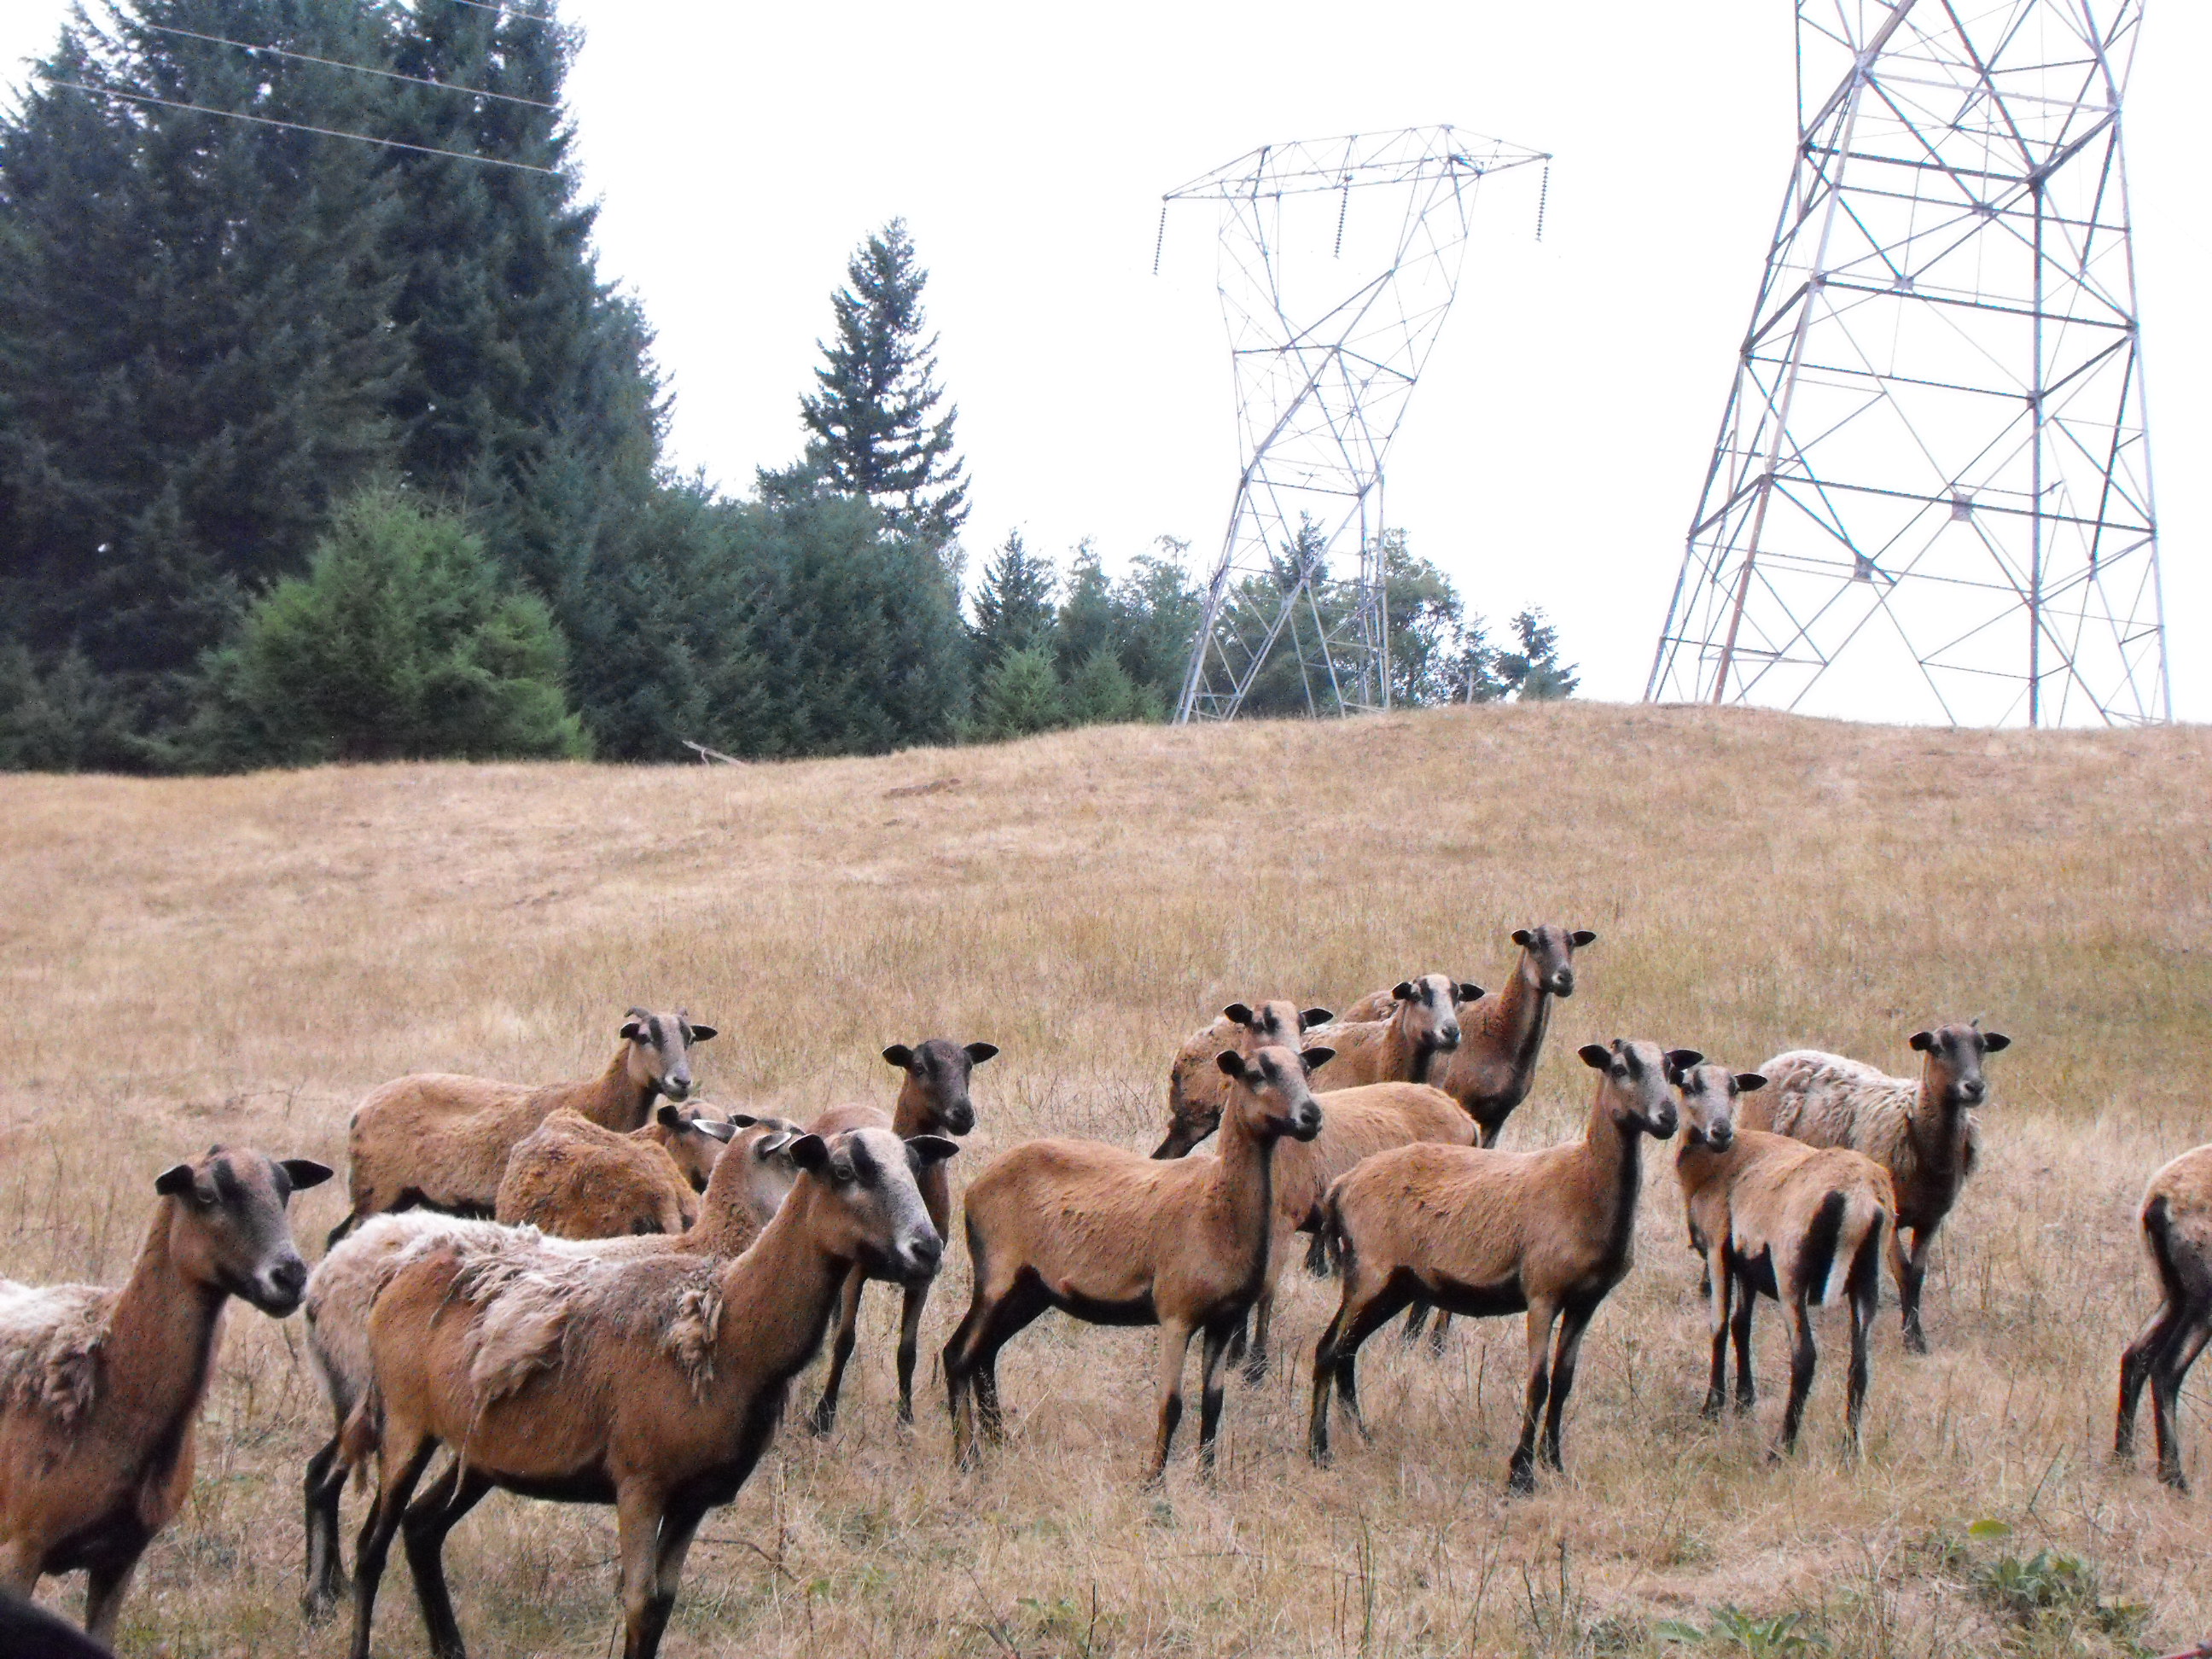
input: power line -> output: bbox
[138,21,558,111]
[437,0,560,22]
[45,78,558,174]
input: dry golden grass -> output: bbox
[3,701,2209,1659]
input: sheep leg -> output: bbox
[1400,1297,1432,1346]
[348,1435,439,1659]
[615,1481,678,1659]
[944,1279,1044,1467]
[1702,1247,1734,1419]
[1729,1271,1759,1414]
[82,1545,144,1647]
[646,1496,711,1650]
[1846,1266,1877,1451]
[1145,1320,1198,1486]
[1775,1295,1818,1457]
[1197,1320,1237,1476]
[807,1266,867,1436]
[2151,1310,2212,1493]
[1539,1299,1597,1473]
[403,1462,492,1659]
[894,1278,930,1425]
[1509,1300,1561,1493]
[0,1540,38,1599]
[1304,1227,1332,1277]
[304,1430,351,1620]
[2117,1296,2184,1460]
[1895,1225,1933,1353]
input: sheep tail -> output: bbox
[1318,1190,1350,1281]
[1802,1190,1850,1308]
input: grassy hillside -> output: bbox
[2,701,2208,1657]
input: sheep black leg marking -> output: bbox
[1305,1228,1332,1277]
[82,1543,145,1648]
[1147,1320,1196,1486]
[894,1278,929,1425]
[1197,1321,1236,1475]
[2116,1302,2179,1459]
[348,1437,437,1659]
[1540,1299,1598,1472]
[1243,1278,1275,1386]
[304,1431,350,1619]
[1400,1297,1432,1346]
[1777,1297,1818,1457]
[2151,1309,2212,1492]
[404,1463,492,1659]
[1729,1271,1758,1414]
[1846,1224,1883,1448]
[808,1266,866,1436]
[1896,1225,1933,1353]
[1510,1301,1560,1493]
[1702,1251,1733,1420]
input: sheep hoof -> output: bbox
[1699,1394,1724,1421]
[2159,1467,2189,1494]
[1241,1357,1269,1387]
[1903,1329,1929,1356]
[1506,1460,1536,1496]
[806,1403,837,1438]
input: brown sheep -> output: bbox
[341,1126,953,1659]
[1747,1021,2010,1352]
[1307,975,1477,1091]
[492,1106,738,1240]
[329,1005,716,1246]
[298,1115,804,1621]
[1673,1061,1895,1454]
[1339,928,1594,1145]
[943,1043,1329,1482]
[1308,1039,1689,1491]
[0,1148,331,1644]
[1155,999,1333,1158]
[2116,1144,2212,1490]
[804,1039,998,1434]
[1234,1081,1478,1383]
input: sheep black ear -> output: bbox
[692,1118,738,1143]
[279,1158,335,1191]
[906,1134,959,1167]
[1735,1073,1768,1093]
[1457,982,1484,1004]
[656,1103,684,1129]
[1981,1032,2011,1053]
[964,1041,1000,1065]
[684,1024,718,1045]
[1511,928,1535,947]
[1908,1030,1936,1052]
[789,1134,830,1174]
[1570,930,1598,947]
[154,1163,197,1197]
[1222,1003,1255,1027]
[1670,1049,1706,1071]
[1214,1051,1249,1082]
[1299,1045,1336,1074]
[1578,1044,1611,1070]
[1393,981,1416,1002]
[882,1045,916,1069]
[725,1112,760,1129]
[620,1022,646,1043]
[1301,1007,1334,1030]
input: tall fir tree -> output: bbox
[797,218,969,556]
[0,0,405,750]
[968,529,1057,671]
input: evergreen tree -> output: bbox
[798,218,969,555]
[1499,608,1580,701]
[973,645,1063,741]
[1062,645,1155,725]
[1054,538,1115,677]
[1113,540,1202,709]
[969,529,1057,670]
[189,488,587,765]
[0,0,405,748]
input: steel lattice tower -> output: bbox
[1648,0,2167,726]
[1160,127,1548,724]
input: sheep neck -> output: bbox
[1577,1086,1646,1249]
[1906,1057,1970,1187]
[687,1148,765,1257]
[891,1080,952,1231]
[564,1047,659,1133]
[711,1182,859,1380]
[1207,1098,1280,1284]
[98,1206,230,1475]
[1493,956,1552,1098]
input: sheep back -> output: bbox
[495,1109,696,1240]
[1749,1050,1975,1226]
[0,1281,114,1425]
[1274,1083,1474,1231]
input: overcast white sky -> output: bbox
[2,1,2203,719]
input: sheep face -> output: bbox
[1668,1059,1769,1151]
[1391,973,1473,1056]
[1576,1039,1685,1138]
[789,1126,955,1284]
[882,1039,999,1136]
[152,1147,333,1317]
[1511,925,1598,998]
[653,1103,740,1192]
[1907,1022,2011,1109]
[618,1007,718,1103]
[1214,1044,1329,1144]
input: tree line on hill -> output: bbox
[0,0,1575,773]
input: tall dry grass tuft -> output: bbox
[1,701,2207,1656]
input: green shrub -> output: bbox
[190,490,588,766]
[972,645,1065,741]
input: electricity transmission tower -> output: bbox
[1647,0,2167,726]
[1159,126,1549,724]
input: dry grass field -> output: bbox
[3,701,2209,1659]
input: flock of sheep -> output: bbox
[2,926,2208,1659]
